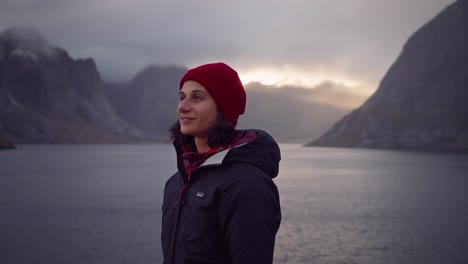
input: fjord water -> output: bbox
[1,144,467,264]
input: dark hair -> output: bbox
[169,111,238,149]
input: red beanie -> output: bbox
[179,62,246,127]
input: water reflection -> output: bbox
[1,144,467,264]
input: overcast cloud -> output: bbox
[0,0,456,93]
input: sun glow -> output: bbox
[237,65,372,94]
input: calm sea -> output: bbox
[1,144,467,264]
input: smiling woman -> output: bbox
[162,62,282,264]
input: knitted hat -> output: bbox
[180,62,246,127]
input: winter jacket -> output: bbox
[161,129,282,264]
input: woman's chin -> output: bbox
[180,129,193,136]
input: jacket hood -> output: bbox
[223,129,281,179]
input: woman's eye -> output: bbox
[179,95,186,101]
[192,95,203,101]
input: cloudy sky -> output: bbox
[0,0,455,95]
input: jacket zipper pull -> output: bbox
[176,184,187,206]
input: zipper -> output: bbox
[168,163,221,263]
[168,171,196,263]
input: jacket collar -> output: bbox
[201,142,249,166]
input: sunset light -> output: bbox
[237,65,366,92]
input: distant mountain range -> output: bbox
[105,68,360,143]
[239,82,364,142]
[0,27,364,145]
[308,0,468,153]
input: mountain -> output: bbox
[308,0,468,152]
[238,82,360,143]
[105,65,187,140]
[0,28,144,143]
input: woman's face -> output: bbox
[178,80,218,137]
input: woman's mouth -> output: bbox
[180,117,195,124]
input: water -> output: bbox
[1,144,467,264]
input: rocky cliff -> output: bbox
[105,65,187,140]
[0,28,144,143]
[308,0,468,152]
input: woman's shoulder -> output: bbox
[222,129,281,180]
[214,163,276,194]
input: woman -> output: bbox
[161,62,281,264]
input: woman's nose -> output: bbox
[178,98,191,112]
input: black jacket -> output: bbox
[161,130,282,264]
